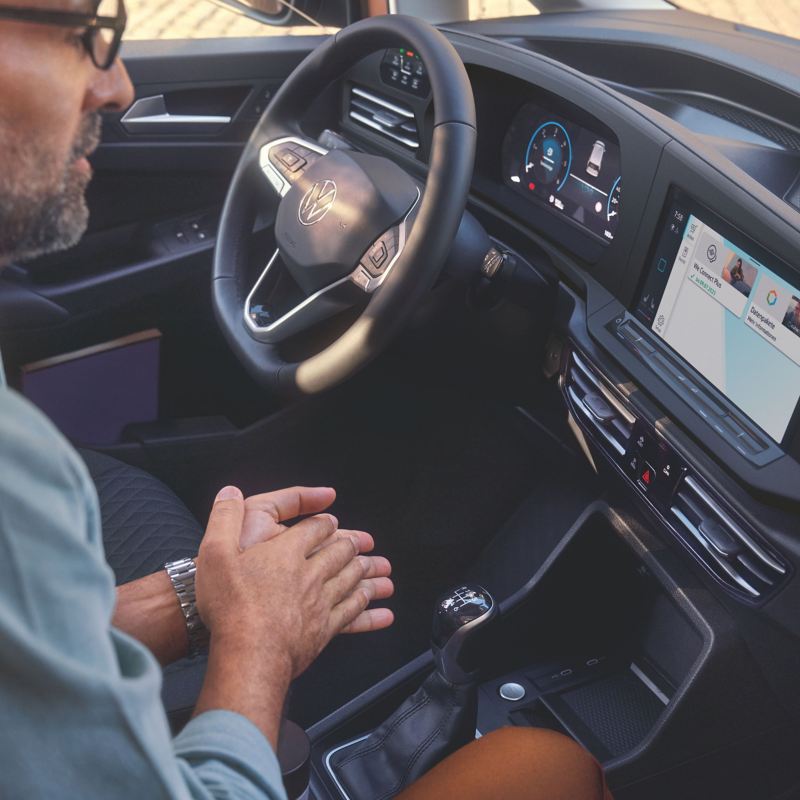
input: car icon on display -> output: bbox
[586,139,605,177]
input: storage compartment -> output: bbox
[470,511,704,762]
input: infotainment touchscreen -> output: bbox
[634,190,800,443]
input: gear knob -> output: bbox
[431,584,496,685]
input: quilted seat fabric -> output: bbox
[79,449,204,586]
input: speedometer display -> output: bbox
[526,122,572,191]
[503,103,622,242]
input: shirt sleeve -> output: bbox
[0,385,287,800]
[174,711,288,800]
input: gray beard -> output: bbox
[0,114,100,264]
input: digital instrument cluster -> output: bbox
[502,103,622,242]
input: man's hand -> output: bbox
[238,486,394,634]
[196,485,392,676]
[193,486,394,746]
[112,486,392,667]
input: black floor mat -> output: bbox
[207,376,590,727]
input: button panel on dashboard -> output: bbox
[611,318,769,460]
[625,421,685,506]
[562,348,788,604]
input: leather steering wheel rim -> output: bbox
[212,15,476,397]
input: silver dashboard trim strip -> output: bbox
[684,475,786,574]
[670,506,760,597]
[348,111,420,149]
[351,86,415,118]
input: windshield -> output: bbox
[670,0,798,40]
[447,1,798,42]
[124,0,800,44]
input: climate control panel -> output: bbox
[562,348,788,603]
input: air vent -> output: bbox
[670,474,787,600]
[565,351,636,457]
[348,86,419,150]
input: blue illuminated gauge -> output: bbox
[525,122,572,192]
[606,176,622,236]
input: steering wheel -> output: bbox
[212,15,476,396]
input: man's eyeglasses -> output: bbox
[0,0,127,71]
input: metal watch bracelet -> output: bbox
[164,557,210,658]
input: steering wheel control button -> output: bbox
[260,137,329,198]
[498,682,526,702]
[369,240,388,269]
[271,149,307,179]
[351,267,372,292]
[277,149,301,168]
[362,228,401,278]
[271,144,320,180]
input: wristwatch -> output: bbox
[164,557,210,657]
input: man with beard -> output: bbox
[0,2,613,798]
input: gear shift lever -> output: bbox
[432,584,497,684]
[328,584,497,799]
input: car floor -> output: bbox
[175,365,599,727]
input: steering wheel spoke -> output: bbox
[245,249,365,343]
[259,136,328,197]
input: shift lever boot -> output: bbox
[329,671,476,799]
[328,585,496,799]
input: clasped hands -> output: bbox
[195,485,395,679]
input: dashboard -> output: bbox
[343,39,800,485]
[341,30,800,611]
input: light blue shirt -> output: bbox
[0,360,287,799]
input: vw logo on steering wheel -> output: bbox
[298,179,337,226]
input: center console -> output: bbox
[298,180,800,797]
[563,184,800,605]
[576,164,800,617]
[306,498,794,800]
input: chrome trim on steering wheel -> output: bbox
[258,136,328,196]
[244,249,353,343]
[244,186,420,343]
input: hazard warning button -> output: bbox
[638,462,656,492]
